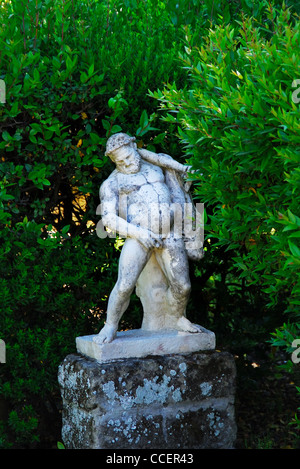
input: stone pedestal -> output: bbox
[58,331,236,449]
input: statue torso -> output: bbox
[110,161,174,236]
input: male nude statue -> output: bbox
[94,133,202,344]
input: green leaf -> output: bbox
[111,125,122,134]
[66,55,73,72]
[288,240,300,258]
[153,132,165,144]
[61,225,70,235]
[88,63,94,77]
[29,133,37,143]
[2,131,10,141]
[90,132,101,144]
[289,232,300,238]
[80,72,88,83]
[139,110,148,129]
[102,119,110,131]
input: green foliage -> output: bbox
[152,1,300,428]
[1,0,299,447]
[153,1,300,321]
[0,0,203,447]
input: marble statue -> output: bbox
[94,133,204,344]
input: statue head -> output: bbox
[105,133,136,156]
[105,133,141,174]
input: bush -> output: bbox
[151,1,300,424]
[0,0,204,447]
[1,0,299,447]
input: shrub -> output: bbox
[151,1,300,424]
[1,0,298,447]
[0,0,203,447]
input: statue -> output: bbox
[94,133,204,344]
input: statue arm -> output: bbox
[138,148,191,174]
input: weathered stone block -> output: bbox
[58,351,236,449]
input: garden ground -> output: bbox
[235,347,300,449]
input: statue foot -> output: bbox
[93,323,118,344]
[176,316,202,333]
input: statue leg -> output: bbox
[94,238,151,344]
[155,237,202,333]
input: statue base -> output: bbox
[76,326,215,363]
[58,342,237,449]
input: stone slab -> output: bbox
[58,350,236,449]
[76,326,215,362]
